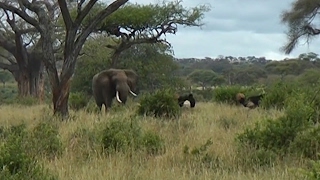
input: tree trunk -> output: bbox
[111,50,121,68]
[29,64,45,103]
[52,79,71,118]
[13,67,45,100]
[17,70,30,97]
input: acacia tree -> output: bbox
[78,1,211,67]
[0,0,128,117]
[281,0,320,54]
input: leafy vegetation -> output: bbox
[137,89,181,119]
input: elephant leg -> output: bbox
[97,103,103,112]
[104,98,113,113]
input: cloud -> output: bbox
[122,0,319,60]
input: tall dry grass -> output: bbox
[0,102,305,180]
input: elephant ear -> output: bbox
[124,69,138,88]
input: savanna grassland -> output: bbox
[1,100,310,180]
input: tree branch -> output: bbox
[74,0,98,26]
[0,1,41,31]
[58,0,74,30]
[0,62,18,72]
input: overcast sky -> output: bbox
[127,0,319,60]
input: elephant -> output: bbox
[92,68,138,112]
[177,93,196,108]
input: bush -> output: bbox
[28,122,63,159]
[290,126,320,159]
[136,89,181,119]
[69,92,89,110]
[68,127,102,159]
[236,146,278,169]
[101,118,165,155]
[236,93,313,156]
[296,159,320,180]
[213,85,262,105]
[260,81,296,110]
[0,125,57,180]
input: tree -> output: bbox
[298,52,320,61]
[281,0,320,54]
[232,66,267,86]
[0,0,210,117]
[77,0,211,67]
[0,0,129,117]
[0,10,46,100]
[71,35,113,94]
[0,70,13,87]
[72,37,186,94]
[118,43,185,91]
[188,69,225,90]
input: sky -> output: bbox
[126,0,320,60]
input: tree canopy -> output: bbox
[281,0,320,54]
[71,0,211,66]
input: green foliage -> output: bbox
[68,127,103,159]
[71,37,112,94]
[213,85,258,105]
[0,70,13,86]
[236,92,313,158]
[2,96,39,106]
[75,1,210,33]
[0,124,57,179]
[101,118,165,155]
[29,122,63,159]
[260,81,296,110]
[0,85,17,104]
[236,146,278,169]
[69,92,90,110]
[136,89,181,119]
[188,69,225,88]
[290,126,320,159]
[232,65,267,85]
[119,43,185,91]
[297,68,320,86]
[296,159,320,180]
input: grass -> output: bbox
[0,102,306,180]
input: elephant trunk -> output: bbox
[115,83,132,104]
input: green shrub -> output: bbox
[290,126,320,159]
[260,81,296,110]
[69,92,89,110]
[236,93,313,156]
[296,159,320,180]
[213,85,258,105]
[236,146,278,169]
[142,131,166,155]
[0,125,57,180]
[101,118,165,155]
[136,89,181,119]
[29,122,63,159]
[68,127,102,159]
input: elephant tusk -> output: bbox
[129,90,137,96]
[116,91,122,103]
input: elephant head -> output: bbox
[109,68,138,104]
[92,68,138,112]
